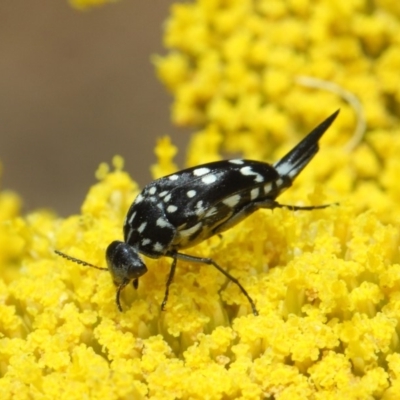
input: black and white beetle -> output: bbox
[56,110,339,316]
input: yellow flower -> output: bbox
[2,0,400,398]
[154,0,400,239]
[1,129,400,398]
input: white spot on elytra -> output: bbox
[202,174,217,184]
[179,222,202,238]
[169,174,179,181]
[141,238,151,246]
[274,162,292,177]
[125,230,133,244]
[137,222,147,233]
[153,242,163,252]
[148,186,156,195]
[187,190,196,198]
[195,200,204,215]
[276,178,284,187]
[163,193,172,202]
[135,194,144,204]
[229,159,244,165]
[223,194,241,208]
[159,191,169,197]
[264,183,272,194]
[205,207,218,217]
[128,211,136,224]
[156,217,169,228]
[240,166,264,183]
[167,205,178,213]
[193,167,210,176]
[250,188,259,200]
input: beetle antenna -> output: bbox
[54,250,108,271]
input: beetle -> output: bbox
[56,110,339,315]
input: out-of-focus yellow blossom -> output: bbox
[155,0,400,221]
[4,0,400,398]
[69,0,118,10]
[151,136,179,179]
[156,0,399,134]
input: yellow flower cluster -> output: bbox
[1,133,400,399]
[155,0,400,159]
[1,0,400,398]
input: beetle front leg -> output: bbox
[161,255,178,311]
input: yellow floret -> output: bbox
[151,136,178,179]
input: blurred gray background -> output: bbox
[0,0,189,216]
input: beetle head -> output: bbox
[106,241,148,286]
